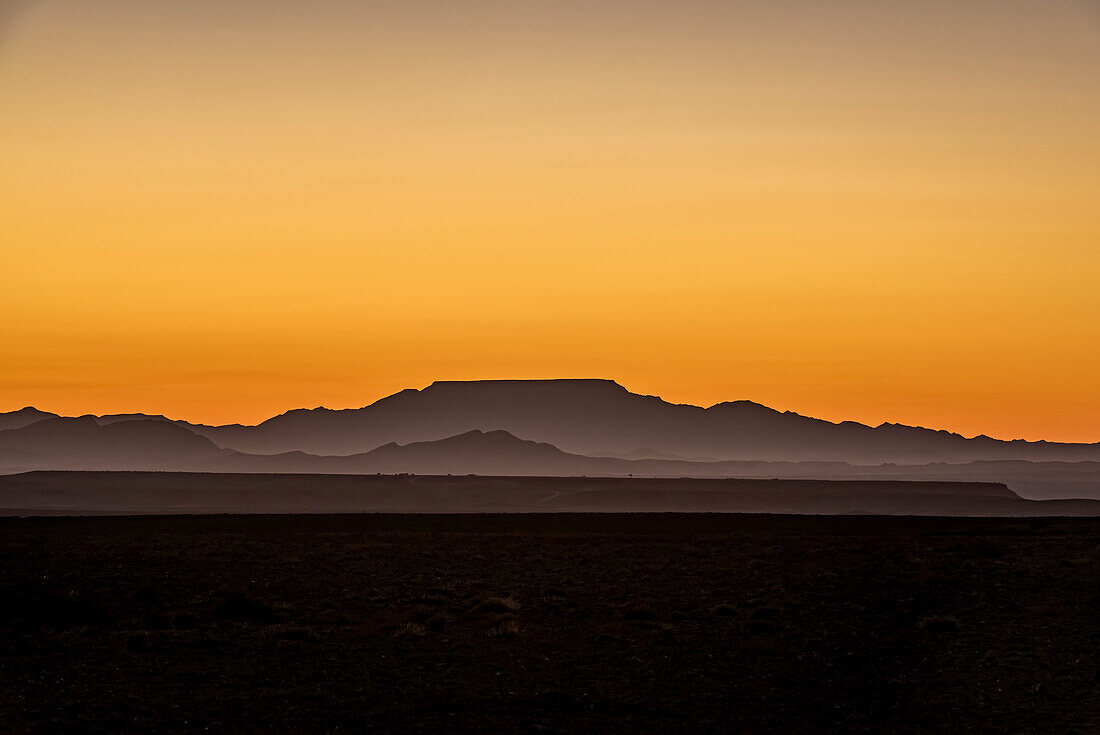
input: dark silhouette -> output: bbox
[0,417,224,471]
[3,471,1099,516]
[5,406,1100,501]
[8,379,1089,463]
[0,406,59,432]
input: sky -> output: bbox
[1,0,1099,440]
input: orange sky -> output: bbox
[2,1,1099,440]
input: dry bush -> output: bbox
[710,603,738,617]
[487,619,522,637]
[393,622,426,637]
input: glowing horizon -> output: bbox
[3,1,1099,442]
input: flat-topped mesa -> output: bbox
[2,472,1090,516]
[885,481,1019,499]
[421,378,629,398]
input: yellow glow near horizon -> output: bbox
[2,1,1099,440]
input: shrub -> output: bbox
[393,622,426,637]
[487,620,521,637]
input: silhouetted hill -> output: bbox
[177,379,1100,464]
[0,407,59,432]
[93,413,173,426]
[0,417,225,471]
[207,429,594,475]
[208,429,1100,501]
[5,414,1100,501]
[360,430,570,474]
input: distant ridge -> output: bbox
[0,416,224,471]
[5,379,1100,465]
[3,413,1100,501]
[179,379,1100,463]
[0,407,59,432]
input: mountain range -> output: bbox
[2,379,1100,499]
[10,379,1100,461]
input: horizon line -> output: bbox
[4,377,1097,446]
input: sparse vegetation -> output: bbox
[486,619,522,637]
[393,622,426,637]
[1,514,1097,733]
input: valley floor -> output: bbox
[2,514,1099,733]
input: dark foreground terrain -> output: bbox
[2,515,1099,733]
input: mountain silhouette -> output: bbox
[0,407,60,432]
[168,379,1100,464]
[205,429,591,475]
[3,415,1100,501]
[358,429,570,474]
[92,412,174,426]
[0,416,224,471]
[205,429,1100,500]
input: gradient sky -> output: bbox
[2,0,1099,440]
